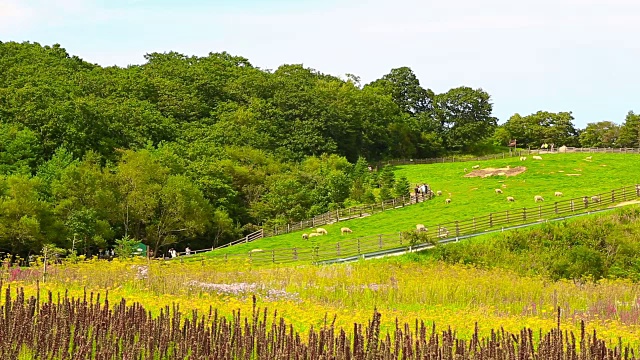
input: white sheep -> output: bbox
[591,195,601,203]
[506,196,515,202]
[438,227,449,238]
[316,228,328,235]
[585,156,592,160]
[341,227,353,235]
[554,191,563,197]
[308,233,322,238]
[302,233,309,240]
[495,189,503,194]
[463,168,468,172]
[534,195,544,202]
[532,155,543,160]
[472,165,480,169]
[445,198,451,204]
[249,249,264,253]
[436,190,442,196]
[501,184,507,188]
[416,224,427,232]
[519,156,527,161]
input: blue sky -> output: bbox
[1,0,639,128]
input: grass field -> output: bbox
[204,152,640,256]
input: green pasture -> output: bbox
[204,153,640,256]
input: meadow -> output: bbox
[203,152,640,256]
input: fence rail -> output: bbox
[187,184,640,265]
[192,147,640,256]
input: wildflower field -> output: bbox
[203,152,640,256]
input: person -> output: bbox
[169,248,177,258]
[185,246,191,256]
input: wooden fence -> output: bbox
[195,147,640,255]
[198,184,640,265]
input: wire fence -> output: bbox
[184,184,640,265]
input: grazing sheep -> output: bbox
[464,168,468,172]
[532,155,543,160]
[495,188,503,194]
[591,195,601,203]
[302,233,309,240]
[472,165,480,169]
[586,156,592,160]
[445,198,451,204]
[308,233,322,238]
[534,195,544,202]
[436,190,442,196]
[416,224,427,232]
[316,228,328,235]
[501,184,507,188]
[249,249,264,253]
[554,191,563,197]
[341,227,353,235]
[520,156,527,161]
[438,227,449,238]
[507,196,515,202]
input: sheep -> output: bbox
[464,168,468,172]
[591,195,601,203]
[416,224,427,232]
[436,190,442,196]
[445,198,451,204]
[341,227,353,235]
[438,227,449,238]
[532,155,543,160]
[506,196,515,202]
[534,195,544,202]
[495,188,503,194]
[249,249,264,253]
[316,228,328,235]
[554,191,563,197]
[501,184,507,188]
[585,156,592,160]
[302,233,309,240]
[308,233,322,238]
[472,165,480,169]
[519,156,527,161]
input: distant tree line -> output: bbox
[0,41,638,257]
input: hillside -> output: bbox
[204,152,640,256]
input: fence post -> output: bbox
[357,239,361,254]
[523,208,527,222]
[455,221,460,237]
[245,236,249,243]
[570,200,574,212]
[287,224,290,233]
[636,184,640,197]
[381,202,385,211]
[506,210,509,223]
[312,217,315,227]
[402,195,405,207]
[554,202,558,214]
[538,205,542,218]
[337,243,341,256]
[293,248,298,260]
[611,190,615,203]
[272,250,275,263]
[489,213,493,227]
[379,234,383,249]
[623,186,627,201]
[502,152,505,159]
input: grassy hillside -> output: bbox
[205,153,640,256]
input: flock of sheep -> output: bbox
[296,154,599,242]
[302,227,353,240]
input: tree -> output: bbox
[579,121,621,148]
[367,67,433,114]
[0,122,42,175]
[435,87,497,150]
[618,111,640,147]
[393,176,410,198]
[502,111,579,148]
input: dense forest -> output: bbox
[0,41,638,257]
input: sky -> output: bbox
[1,0,639,127]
